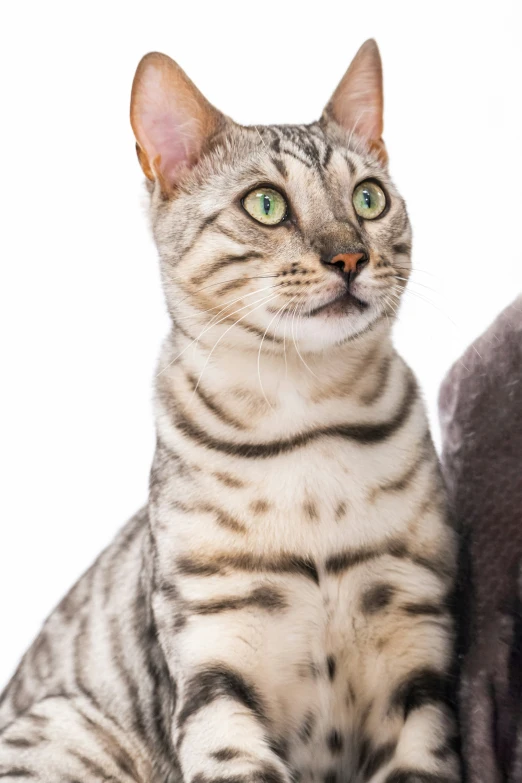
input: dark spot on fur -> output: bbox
[303,501,318,522]
[361,583,395,614]
[346,682,356,704]
[326,729,343,754]
[250,499,270,514]
[174,613,187,631]
[326,655,336,681]
[334,502,346,521]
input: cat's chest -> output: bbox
[269,567,375,783]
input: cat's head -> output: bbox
[130,40,411,355]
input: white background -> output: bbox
[1,0,521,688]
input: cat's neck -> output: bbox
[155,321,399,437]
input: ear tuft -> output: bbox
[322,39,387,165]
[130,52,225,194]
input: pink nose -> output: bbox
[329,252,366,273]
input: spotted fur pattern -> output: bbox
[0,62,459,783]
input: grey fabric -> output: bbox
[439,295,522,783]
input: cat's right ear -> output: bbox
[130,53,225,195]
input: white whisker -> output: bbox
[291,301,320,379]
[158,284,282,376]
[190,292,282,404]
[257,295,299,409]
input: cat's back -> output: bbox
[0,507,158,733]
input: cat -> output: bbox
[0,40,460,783]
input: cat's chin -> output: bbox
[271,304,387,354]
[305,290,369,318]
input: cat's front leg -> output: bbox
[174,662,288,783]
[153,581,292,783]
[355,565,461,783]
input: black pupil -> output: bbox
[263,195,271,215]
[363,189,372,208]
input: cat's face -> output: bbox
[131,42,411,354]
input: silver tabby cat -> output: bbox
[0,40,460,783]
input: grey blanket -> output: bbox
[439,295,522,783]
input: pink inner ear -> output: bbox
[138,68,203,183]
[145,108,201,182]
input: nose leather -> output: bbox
[328,252,366,274]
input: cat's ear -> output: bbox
[321,39,387,165]
[130,53,226,194]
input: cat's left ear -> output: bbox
[321,39,387,165]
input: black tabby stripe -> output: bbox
[322,144,333,168]
[177,666,267,728]
[190,252,263,287]
[107,615,150,744]
[236,320,284,344]
[189,586,288,615]
[384,772,455,783]
[359,355,393,406]
[0,771,35,779]
[390,668,452,719]
[193,763,286,783]
[75,705,141,781]
[359,739,396,780]
[181,211,222,257]
[298,712,316,742]
[392,243,412,256]
[210,748,243,761]
[326,540,449,580]
[215,277,253,297]
[401,602,446,617]
[68,749,118,781]
[268,736,289,761]
[271,156,288,178]
[178,552,319,585]
[174,373,416,459]
[173,318,197,343]
[279,147,315,169]
[373,442,431,496]
[74,616,107,720]
[2,736,44,749]
[196,503,247,534]
[336,152,353,176]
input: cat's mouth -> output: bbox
[304,289,369,318]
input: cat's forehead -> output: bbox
[244,122,384,179]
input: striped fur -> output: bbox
[0,45,459,783]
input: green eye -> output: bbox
[352,180,387,220]
[242,187,287,225]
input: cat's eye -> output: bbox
[242,187,287,226]
[352,180,387,220]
